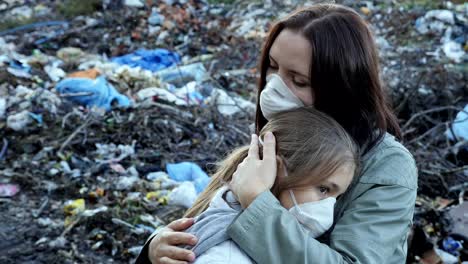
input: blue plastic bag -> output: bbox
[166,162,210,194]
[56,76,131,111]
[112,49,180,72]
[445,104,468,141]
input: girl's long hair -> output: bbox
[185,107,359,217]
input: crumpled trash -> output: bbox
[48,237,68,249]
[56,76,131,111]
[0,98,6,119]
[116,175,140,190]
[424,10,455,25]
[44,62,66,82]
[147,172,180,190]
[442,236,464,257]
[82,206,108,217]
[209,87,255,116]
[112,49,180,72]
[168,181,197,208]
[63,198,86,226]
[115,166,140,190]
[443,41,465,63]
[435,248,459,264]
[136,87,187,105]
[57,47,85,64]
[148,8,165,25]
[171,81,206,106]
[156,62,207,87]
[166,162,210,194]
[146,171,169,181]
[7,110,33,131]
[0,184,20,197]
[146,190,170,204]
[94,141,136,164]
[445,104,468,141]
[7,59,32,79]
[415,9,455,35]
[8,85,61,114]
[447,202,468,237]
[124,0,144,7]
[60,161,81,178]
[9,6,33,19]
[64,198,86,216]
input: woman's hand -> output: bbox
[229,132,277,208]
[149,218,198,264]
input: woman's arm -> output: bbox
[228,184,416,263]
[228,140,417,263]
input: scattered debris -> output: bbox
[0,184,20,197]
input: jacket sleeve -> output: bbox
[227,183,416,264]
[135,229,160,264]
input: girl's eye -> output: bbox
[319,186,330,195]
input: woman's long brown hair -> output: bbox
[255,4,401,154]
[185,107,359,218]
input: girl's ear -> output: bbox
[271,156,287,198]
[276,156,286,178]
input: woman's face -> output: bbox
[267,29,314,106]
[278,163,355,209]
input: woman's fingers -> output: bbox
[159,256,189,264]
[262,132,276,162]
[166,218,195,231]
[160,245,195,262]
[163,231,198,246]
[247,134,259,159]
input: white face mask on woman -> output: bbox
[259,74,304,120]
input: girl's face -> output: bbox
[278,163,355,209]
[267,29,314,106]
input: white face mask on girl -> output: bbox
[257,137,336,237]
[281,162,336,237]
[259,74,305,120]
[288,190,336,237]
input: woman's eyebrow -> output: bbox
[289,70,309,80]
[269,54,309,79]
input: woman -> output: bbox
[137,3,417,264]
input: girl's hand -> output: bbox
[149,218,198,264]
[229,132,277,208]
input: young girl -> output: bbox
[182,106,359,263]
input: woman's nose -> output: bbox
[277,70,293,90]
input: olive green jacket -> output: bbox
[136,134,418,263]
[227,134,418,263]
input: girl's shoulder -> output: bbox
[359,133,418,190]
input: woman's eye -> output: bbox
[293,80,309,88]
[319,186,330,194]
[268,64,278,70]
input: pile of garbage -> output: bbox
[0,0,467,263]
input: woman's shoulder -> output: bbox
[359,133,418,190]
